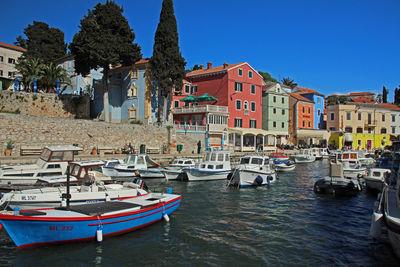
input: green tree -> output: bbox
[395,86,400,105]
[326,95,348,106]
[69,1,142,122]
[281,77,298,89]
[382,86,389,103]
[14,56,43,92]
[151,0,186,123]
[16,21,67,63]
[258,71,277,83]
[39,63,70,93]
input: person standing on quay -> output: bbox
[197,140,201,154]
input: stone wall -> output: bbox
[0,113,202,156]
[0,91,90,119]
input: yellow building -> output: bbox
[327,103,391,150]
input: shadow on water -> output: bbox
[0,160,399,266]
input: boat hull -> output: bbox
[138,169,165,178]
[0,195,181,248]
[364,178,384,191]
[185,169,231,181]
[231,169,276,188]
[313,177,361,196]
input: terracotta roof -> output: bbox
[348,92,375,96]
[296,86,324,96]
[0,41,26,52]
[186,62,245,77]
[379,103,400,111]
[111,59,150,70]
[351,96,375,103]
[287,92,314,103]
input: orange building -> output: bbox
[288,92,314,144]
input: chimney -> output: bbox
[223,63,228,69]
[207,62,212,69]
[199,65,204,70]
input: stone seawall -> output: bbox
[0,113,202,156]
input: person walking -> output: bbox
[197,140,201,154]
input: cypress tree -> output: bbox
[70,1,142,122]
[382,86,389,103]
[151,0,186,123]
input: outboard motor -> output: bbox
[133,178,149,192]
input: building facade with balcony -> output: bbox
[293,86,325,130]
[379,103,400,139]
[262,83,289,145]
[180,62,275,151]
[0,41,26,91]
[327,103,391,150]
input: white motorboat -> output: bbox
[0,145,82,185]
[292,149,316,163]
[313,161,362,196]
[227,155,276,188]
[184,150,231,181]
[162,158,196,180]
[342,161,367,178]
[0,175,149,210]
[311,148,323,160]
[102,154,164,178]
[363,168,390,192]
[338,150,375,167]
[273,159,296,172]
[319,148,330,158]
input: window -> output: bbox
[250,119,256,128]
[282,97,285,104]
[392,127,396,134]
[308,121,311,127]
[368,127,372,134]
[191,85,198,94]
[356,127,363,133]
[0,56,3,62]
[282,109,285,115]
[346,111,351,120]
[317,98,321,104]
[308,107,311,114]
[238,68,243,76]
[318,123,320,128]
[244,101,249,110]
[382,114,385,122]
[345,127,353,133]
[273,96,276,103]
[236,100,241,110]
[273,121,276,127]
[392,114,396,122]
[273,108,276,114]
[8,72,15,78]
[358,140,362,147]
[317,109,321,116]
[234,118,242,127]
[358,113,362,121]
[130,68,138,79]
[302,107,305,113]
[251,102,256,112]
[381,128,387,134]
[248,70,253,78]
[174,100,179,108]
[282,122,285,128]
[330,113,334,120]
[251,84,256,94]
[235,82,243,92]
[8,58,15,64]
[330,127,335,131]
[127,84,137,97]
[302,120,305,127]
[0,70,2,76]
[184,85,190,94]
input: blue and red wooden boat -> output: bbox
[0,192,181,248]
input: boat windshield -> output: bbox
[48,151,74,162]
[240,157,250,164]
[251,158,263,165]
[40,148,51,161]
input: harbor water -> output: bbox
[0,160,399,266]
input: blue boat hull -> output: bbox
[0,197,181,248]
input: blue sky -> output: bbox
[1,0,399,100]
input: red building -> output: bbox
[182,62,264,129]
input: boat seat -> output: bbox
[63,202,141,216]
[19,210,47,216]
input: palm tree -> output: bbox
[39,63,71,93]
[281,77,298,89]
[15,57,43,92]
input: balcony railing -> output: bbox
[175,124,206,133]
[364,120,377,127]
[172,105,228,114]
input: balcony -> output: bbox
[364,120,377,128]
[172,105,228,115]
[175,124,206,133]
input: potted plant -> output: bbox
[5,140,14,156]
[91,146,97,155]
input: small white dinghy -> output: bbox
[162,158,196,180]
[363,168,390,192]
[227,155,276,188]
[273,159,295,172]
[185,150,231,181]
[292,149,316,163]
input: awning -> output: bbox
[295,129,330,140]
[228,128,275,136]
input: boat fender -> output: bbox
[166,188,173,194]
[163,212,170,222]
[370,210,383,239]
[267,176,273,181]
[254,176,263,186]
[61,198,67,207]
[135,170,139,176]
[13,207,19,216]
[105,193,110,202]
[96,226,103,242]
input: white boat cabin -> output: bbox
[199,150,231,170]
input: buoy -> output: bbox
[166,188,173,194]
[370,210,383,239]
[61,198,67,207]
[163,213,170,222]
[96,226,103,242]
[105,194,110,202]
[13,207,19,216]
